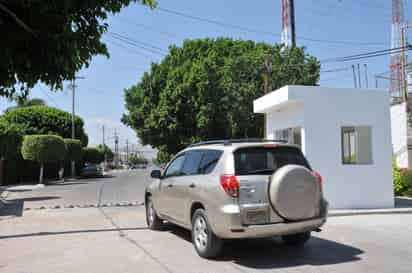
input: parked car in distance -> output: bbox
[81,163,103,178]
[145,139,328,259]
[130,164,147,169]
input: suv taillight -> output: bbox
[220,175,239,198]
[312,170,322,188]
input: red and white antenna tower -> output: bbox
[281,0,296,47]
[390,0,404,99]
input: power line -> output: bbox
[321,46,412,63]
[105,38,154,59]
[321,66,352,73]
[39,86,60,108]
[107,32,167,56]
[156,6,384,46]
[116,17,179,39]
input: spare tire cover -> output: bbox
[269,165,320,221]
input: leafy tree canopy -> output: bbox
[122,38,320,162]
[97,144,114,161]
[82,147,104,164]
[1,105,88,146]
[64,138,83,161]
[21,135,66,163]
[129,154,148,165]
[5,96,46,112]
[0,0,156,97]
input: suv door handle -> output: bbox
[188,183,196,188]
[167,184,173,188]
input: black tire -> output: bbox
[191,209,223,259]
[145,196,164,230]
[282,231,311,247]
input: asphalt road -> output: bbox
[2,168,153,210]
[1,206,411,273]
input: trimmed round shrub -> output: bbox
[64,139,83,161]
[21,135,66,163]
[82,147,104,164]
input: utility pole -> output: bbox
[68,76,84,178]
[364,64,369,88]
[126,139,129,165]
[357,64,362,88]
[102,125,106,170]
[400,22,411,102]
[352,65,358,88]
[114,129,119,168]
[263,55,272,138]
[71,79,75,178]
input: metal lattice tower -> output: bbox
[390,0,405,99]
[281,0,295,47]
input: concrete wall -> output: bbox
[390,102,409,169]
[259,86,394,209]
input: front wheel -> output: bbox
[281,231,311,247]
[191,209,223,259]
[145,196,164,230]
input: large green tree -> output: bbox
[122,38,320,161]
[1,105,88,146]
[0,0,156,97]
[5,96,46,112]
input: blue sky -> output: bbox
[1,0,410,150]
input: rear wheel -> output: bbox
[281,231,311,247]
[191,209,223,259]
[145,196,164,230]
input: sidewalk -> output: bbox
[328,197,412,217]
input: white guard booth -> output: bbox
[254,85,394,209]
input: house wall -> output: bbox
[266,102,306,154]
[262,86,394,209]
[390,102,409,168]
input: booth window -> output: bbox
[341,126,372,164]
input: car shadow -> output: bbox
[167,225,363,269]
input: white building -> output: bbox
[254,85,394,209]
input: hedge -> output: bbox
[82,147,104,164]
[21,135,66,163]
[64,138,83,161]
[0,119,23,159]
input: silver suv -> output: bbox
[145,139,328,258]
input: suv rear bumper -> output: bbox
[210,201,328,239]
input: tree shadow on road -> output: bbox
[0,226,148,240]
[11,196,61,202]
[0,199,23,218]
[395,197,412,208]
[167,224,363,269]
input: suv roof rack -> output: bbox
[189,138,288,147]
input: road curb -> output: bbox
[329,208,412,217]
[0,189,9,211]
[24,201,145,211]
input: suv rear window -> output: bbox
[198,150,223,174]
[234,146,310,175]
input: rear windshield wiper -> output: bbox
[245,168,275,174]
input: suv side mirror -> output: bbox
[150,170,162,179]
